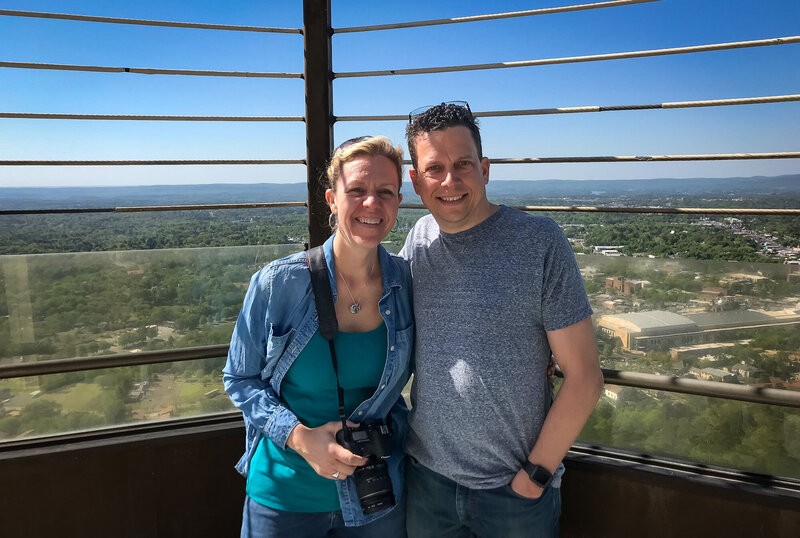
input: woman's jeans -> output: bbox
[241,495,406,538]
[406,456,560,538]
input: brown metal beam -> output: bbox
[303,0,333,248]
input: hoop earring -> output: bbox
[391,219,399,233]
[328,213,338,230]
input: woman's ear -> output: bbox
[325,188,336,213]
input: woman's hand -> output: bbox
[286,421,368,480]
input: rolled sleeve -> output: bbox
[265,405,301,448]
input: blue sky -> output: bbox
[1,0,798,187]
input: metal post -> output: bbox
[303,0,333,248]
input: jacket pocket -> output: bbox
[264,324,294,374]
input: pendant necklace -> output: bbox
[338,259,376,315]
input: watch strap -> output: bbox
[521,461,553,488]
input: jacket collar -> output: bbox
[322,234,403,302]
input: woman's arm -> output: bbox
[223,266,366,479]
[223,268,300,448]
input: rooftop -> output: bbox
[686,310,777,329]
[599,310,697,332]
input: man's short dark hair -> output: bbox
[406,102,482,169]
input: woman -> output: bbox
[223,135,413,537]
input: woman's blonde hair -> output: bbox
[325,135,404,192]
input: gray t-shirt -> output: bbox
[400,206,592,489]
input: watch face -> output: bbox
[531,466,552,487]
[523,461,553,488]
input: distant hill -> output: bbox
[1,174,798,210]
[0,183,310,210]
[486,174,800,198]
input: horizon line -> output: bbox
[1,173,798,189]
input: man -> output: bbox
[400,102,603,537]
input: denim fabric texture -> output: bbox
[241,495,407,538]
[405,456,560,538]
[224,234,414,527]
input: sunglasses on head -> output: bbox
[408,100,471,122]
[333,136,374,155]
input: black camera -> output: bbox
[336,420,395,514]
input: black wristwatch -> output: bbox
[521,461,553,489]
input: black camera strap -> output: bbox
[306,245,349,434]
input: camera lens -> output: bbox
[352,457,395,514]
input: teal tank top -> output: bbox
[246,323,387,512]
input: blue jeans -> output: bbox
[406,456,560,538]
[241,495,406,538]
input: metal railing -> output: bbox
[2,344,798,409]
[0,8,301,33]
[334,0,660,33]
[2,0,799,436]
[4,151,798,168]
[0,112,305,121]
[3,202,800,217]
[335,36,800,78]
[335,93,800,121]
[0,201,307,216]
[0,60,303,78]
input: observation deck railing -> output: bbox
[2,0,799,447]
[2,342,800,410]
[1,1,799,535]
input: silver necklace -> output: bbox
[338,260,376,315]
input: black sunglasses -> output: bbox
[408,100,471,122]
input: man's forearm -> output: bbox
[527,368,603,473]
[509,366,602,498]
[530,317,603,473]
[510,317,602,498]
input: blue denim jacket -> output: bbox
[223,235,414,527]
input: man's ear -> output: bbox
[480,157,490,185]
[409,168,421,195]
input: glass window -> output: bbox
[580,384,800,480]
[0,241,304,364]
[0,357,234,440]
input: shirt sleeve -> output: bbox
[222,266,300,449]
[399,226,414,261]
[541,220,594,332]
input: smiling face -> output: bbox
[409,125,494,234]
[326,154,402,252]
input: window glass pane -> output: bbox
[579,384,800,480]
[565,250,800,479]
[579,255,800,386]
[2,211,797,479]
[0,242,303,363]
[0,357,233,441]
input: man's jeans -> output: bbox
[406,456,560,538]
[241,495,406,538]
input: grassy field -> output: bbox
[2,366,407,441]
[44,382,103,412]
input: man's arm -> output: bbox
[510,316,603,498]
